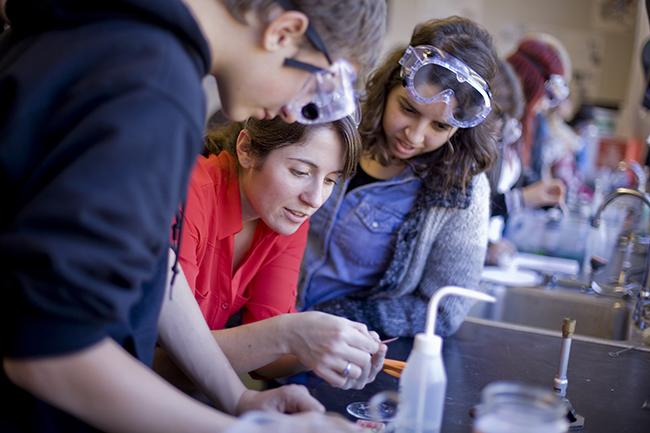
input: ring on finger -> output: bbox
[342,361,353,378]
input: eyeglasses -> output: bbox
[275,0,358,124]
[399,45,492,128]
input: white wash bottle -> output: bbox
[393,286,495,433]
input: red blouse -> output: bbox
[179,152,306,330]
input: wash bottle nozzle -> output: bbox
[425,286,496,336]
[396,286,495,433]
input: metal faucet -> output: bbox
[617,161,647,193]
[590,188,650,229]
[628,162,647,193]
[590,188,650,330]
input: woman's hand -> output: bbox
[521,179,566,208]
[343,331,387,390]
[281,312,383,389]
[226,411,363,433]
[235,386,324,415]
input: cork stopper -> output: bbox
[561,318,576,338]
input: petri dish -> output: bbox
[346,400,397,422]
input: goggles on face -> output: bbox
[283,58,358,125]
[545,74,570,108]
[399,45,492,128]
[276,0,358,124]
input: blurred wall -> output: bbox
[383,0,637,107]
[615,0,649,145]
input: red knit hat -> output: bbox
[507,39,564,108]
[506,39,564,166]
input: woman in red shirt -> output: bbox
[175,116,385,390]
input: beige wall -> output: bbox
[383,0,637,107]
[615,0,649,144]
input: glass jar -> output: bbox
[473,382,568,433]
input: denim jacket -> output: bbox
[299,172,491,337]
[299,167,420,309]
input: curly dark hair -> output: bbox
[360,16,499,192]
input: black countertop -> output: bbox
[308,320,650,433]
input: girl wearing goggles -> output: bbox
[507,38,569,183]
[507,36,575,186]
[399,45,493,128]
[298,17,499,338]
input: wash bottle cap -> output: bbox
[414,286,496,355]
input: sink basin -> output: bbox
[468,285,631,340]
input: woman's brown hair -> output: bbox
[204,116,361,179]
[360,16,499,192]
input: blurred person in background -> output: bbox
[485,58,525,265]
[506,36,571,202]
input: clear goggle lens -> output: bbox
[545,74,570,108]
[286,59,357,125]
[400,45,492,128]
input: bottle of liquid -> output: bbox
[393,286,495,433]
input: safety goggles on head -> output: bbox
[276,0,358,124]
[545,74,570,108]
[399,45,492,128]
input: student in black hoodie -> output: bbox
[0,0,7,30]
[0,1,386,433]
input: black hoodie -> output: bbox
[0,1,210,431]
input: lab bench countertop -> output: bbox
[308,320,650,433]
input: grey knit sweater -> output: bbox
[311,173,490,337]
